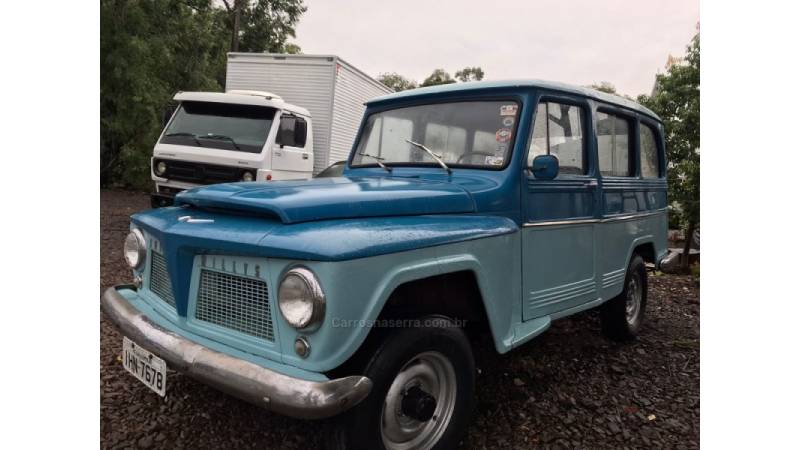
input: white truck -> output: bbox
[151,53,393,207]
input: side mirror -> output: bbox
[531,154,559,180]
[294,119,307,147]
[278,127,294,148]
[277,116,296,148]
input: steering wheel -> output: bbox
[457,151,495,164]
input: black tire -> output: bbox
[601,254,647,341]
[328,315,475,450]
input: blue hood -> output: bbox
[174,177,476,224]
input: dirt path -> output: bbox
[100,189,699,449]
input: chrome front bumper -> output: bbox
[101,285,372,419]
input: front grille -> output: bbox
[195,269,274,341]
[149,251,176,308]
[158,159,245,184]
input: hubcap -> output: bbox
[381,351,457,450]
[625,272,642,326]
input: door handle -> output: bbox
[302,153,309,160]
[585,180,598,188]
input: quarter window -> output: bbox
[597,111,632,177]
[639,124,660,178]
[529,102,586,175]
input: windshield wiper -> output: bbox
[164,132,203,147]
[358,152,392,172]
[404,139,451,174]
[199,133,241,150]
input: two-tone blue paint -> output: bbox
[124,79,668,379]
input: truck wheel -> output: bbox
[601,254,647,341]
[328,315,475,450]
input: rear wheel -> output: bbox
[329,315,474,450]
[601,254,647,341]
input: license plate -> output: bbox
[122,336,167,397]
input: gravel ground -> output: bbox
[100,189,700,449]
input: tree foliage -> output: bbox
[100,0,305,189]
[588,81,618,94]
[222,0,306,53]
[454,67,485,82]
[421,69,456,87]
[377,72,418,92]
[637,35,700,250]
[379,67,486,91]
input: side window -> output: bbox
[528,102,586,175]
[597,111,632,177]
[276,115,307,147]
[639,123,660,178]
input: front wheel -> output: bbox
[601,254,648,341]
[329,316,475,450]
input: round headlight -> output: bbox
[155,161,167,176]
[123,229,146,270]
[278,267,325,329]
[242,171,254,182]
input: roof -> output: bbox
[366,79,660,121]
[173,91,311,117]
[226,53,393,95]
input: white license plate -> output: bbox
[122,336,167,397]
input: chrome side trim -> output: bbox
[101,285,372,419]
[523,218,598,227]
[523,209,667,228]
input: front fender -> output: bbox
[274,231,522,373]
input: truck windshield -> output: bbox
[160,101,276,153]
[351,100,520,169]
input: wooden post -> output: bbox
[681,222,696,272]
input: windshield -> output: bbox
[160,101,276,153]
[351,100,520,169]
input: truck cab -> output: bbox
[151,90,312,207]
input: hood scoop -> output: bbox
[174,177,476,224]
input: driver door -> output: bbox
[272,113,313,174]
[521,97,600,320]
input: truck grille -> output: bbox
[156,159,246,184]
[195,269,274,341]
[149,251,176,308]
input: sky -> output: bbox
[294,0,699,97]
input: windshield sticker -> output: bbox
[502,117,515,127]
[495,128,513,143]
[496,144,508,155]
[500,104,518,116]
[485,155,504,166]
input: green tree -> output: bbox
[221,0,306,53]
[454,67,484,82]
[101,0,227,188]
[101,0,306,189]
[588,81,618,94]
[638,34,700,270]
[377,72,418,92]
[421,69,455,87]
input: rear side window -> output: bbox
[528,102,586,175]
[277,115,308,147]
[639,124,660,178]
[597,111,632,177]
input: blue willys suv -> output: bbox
[102,80,667,449]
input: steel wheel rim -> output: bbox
[380,351,457,450]
[625,272,642,325]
